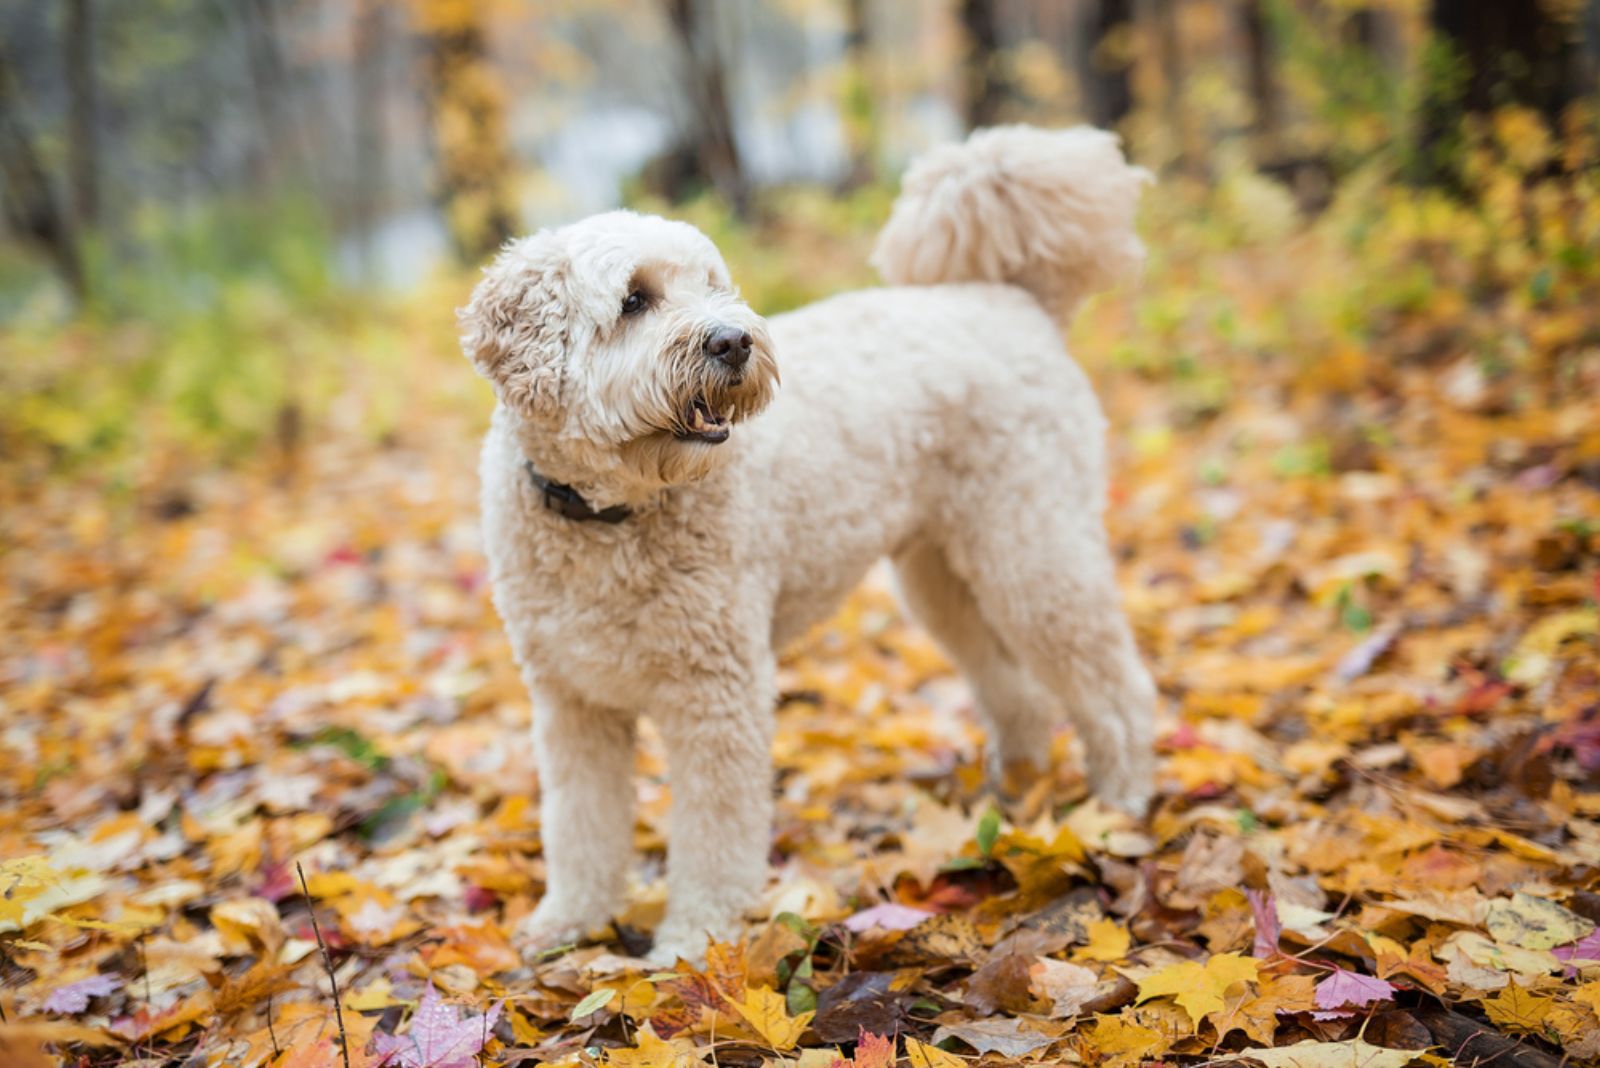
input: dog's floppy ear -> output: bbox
[458,233,572,421]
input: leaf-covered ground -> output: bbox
[4,162,1600,1067]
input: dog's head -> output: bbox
[460,211,778,497]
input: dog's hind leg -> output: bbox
[942,507,1158,817]
[517,689,638,960]
[892,540,1061,793]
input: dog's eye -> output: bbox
[621,291,647,316]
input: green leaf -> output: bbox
[786,978,817,1017]
[359,791,424,841]
[775,910,815,941]
[1336,584,1372,633]
[292,726,389,770]
[976,805,1001,857]
[1529,266,1553,302]
[569,987,616,1022]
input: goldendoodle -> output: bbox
[460,125,1156,965]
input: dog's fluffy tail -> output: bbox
[870,124,1150,320]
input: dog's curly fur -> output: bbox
[461,125,1157,965]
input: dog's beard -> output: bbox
[583,314,779,492]
[651,317,777,442]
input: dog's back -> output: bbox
[744,125,1149,644]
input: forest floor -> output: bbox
[4,173,1600,1068]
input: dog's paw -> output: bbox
[646,910,745,969]
[1093,777,1153,820]
[643,937,701,970]
[515,902,608,965]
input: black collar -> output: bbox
[525,462,632,524]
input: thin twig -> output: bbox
[298,861,353,1068]
[137,929,152,1002]
[268,990,281,1058]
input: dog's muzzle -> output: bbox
[675,324,759,445]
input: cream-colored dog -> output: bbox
[461,125,1156,965]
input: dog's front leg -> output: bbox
[517,690,637,961]
[648,668,775,966]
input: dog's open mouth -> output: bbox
[676,396,731,444]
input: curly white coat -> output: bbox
[461,125,1157,964]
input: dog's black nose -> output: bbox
[705,326,753,369]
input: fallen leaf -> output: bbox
[1503,609,1597,685]
[1313,968,1396,1011]
[1213,1038,1419,1068]
[904,1036,964,1068]
[606,1023,704,1068]
[840,903,931,933]
[1480,981,1557,1034]
[810,971,912,1044]
[1083,1014,1167,1068]
[570,987,619,1022]
[850,1030,895,1068]
[371,984,501,1068]
[1484,892,1595,951]
[1552,930,1600,975]
[1249,890,1282,958]
[1135,951,1261,1025]
[729,984,814,1050]
[1075,917,1132,963]
[42,973,122,1014]
[210,897,287,959]
[931,1016,1055,1058]
[1029,957,1101,1018]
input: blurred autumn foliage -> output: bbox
[3,1,1600,1067]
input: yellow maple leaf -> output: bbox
[1085,1014,1167,1068]
[1076,917,1132,962]
[905,1036,964,1068]
[344,977,402,1012]
[1546,1002,1600,1051]
[1481,981,1556,1034]
[0,898,27,927]
[1135,952,1261,1026]
[1574,980,1600,1015]
[52,914,148,935]
[728,985,813,1051]
[607,1023,703,1068]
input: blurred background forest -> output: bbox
[0,0,1597,475]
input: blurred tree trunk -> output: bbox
[0,45,83,297]
[241,0,305,183]
[351,0,388,276]
[663,0,748,214]
[1241,0,1279,167]
[959,0,1009,129]
[65,0,99,228]
[1082,0,1133,130]
[840,0,880,187]
[419,0,519,262]
[1430,1,1579,118]
[1416,1,1582,185]
[1140,0,1202,176]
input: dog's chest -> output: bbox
[490,512,743,710]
